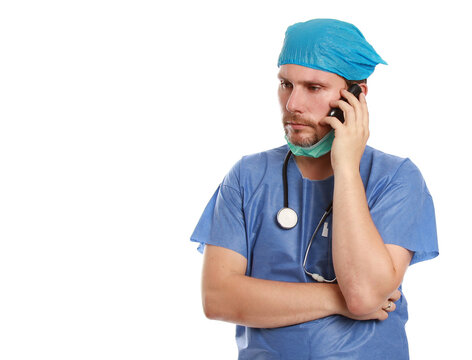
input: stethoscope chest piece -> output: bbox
[277,149,335,282]
[277,207,298,229]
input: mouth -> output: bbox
[286,122,310,130]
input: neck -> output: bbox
[294,152,333,180]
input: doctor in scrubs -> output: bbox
[191,19,438,359]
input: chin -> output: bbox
[287,133,318,147]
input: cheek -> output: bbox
[278,91,289,110]
[309,91,340,113]
[307,94,331,114]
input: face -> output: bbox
[278,64,348,147]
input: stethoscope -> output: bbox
[277,150,337,283]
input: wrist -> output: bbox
[333,164,361,180]
[325,284,348,316]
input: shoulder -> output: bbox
[361,146,431,200]
[362,146,410,172]
[240,145,288,170]
[363,147,438,264]
[222,144,288,195]
[225,145,288,180]
[362,146,423,180]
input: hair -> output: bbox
[344,78,367,87]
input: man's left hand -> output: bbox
[319,89,369,174]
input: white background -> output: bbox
[0,0,470,359]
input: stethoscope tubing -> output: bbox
[282,150,292,209]
[302,203,336,282]
[279,150,336,283]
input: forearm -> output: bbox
[203,274,346,328]
[332,169,399,314]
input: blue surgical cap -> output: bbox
[278,19,387,80]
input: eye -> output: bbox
[308,85,321,91]
[280,80,292,89]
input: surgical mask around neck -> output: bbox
[285,129,334,158]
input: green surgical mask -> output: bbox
[285,129,334,158]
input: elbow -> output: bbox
[202,298,213,319]
[202,290,220,320]
[345,296,376,316]
[341,275,401,316]
[202,288,240,322]
[344,289,385,316]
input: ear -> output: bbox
[359,83,368,96]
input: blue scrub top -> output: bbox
[191,145,438,360]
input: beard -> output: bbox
[282,113,321,147]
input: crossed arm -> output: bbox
[201,180,411,328]
[201,91,413,329]
[202,243,404,328]
[331,169,412,315]
[321,90,413,315]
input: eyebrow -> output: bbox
[277,75,328,87]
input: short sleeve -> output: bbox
[369,159,439,265]
[190,162,248,258]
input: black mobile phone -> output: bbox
[328,84,362,123]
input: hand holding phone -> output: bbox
[328,84,362,123]
[322,82,369,171]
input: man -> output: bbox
[191,19,438,359]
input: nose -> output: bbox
[285,88,305,114]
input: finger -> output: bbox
[344,89,368,131]
[389,289,402,302]
[328,99,355,125]
[359,92,369,129]
[382,300,396,312]
[342,89,363,122]
[341,89,362,112]
[319,116,343,130]
[377,310,388,321]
